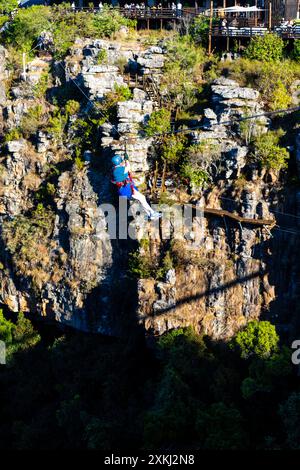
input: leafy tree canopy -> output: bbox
[245,33,285,62]
[279,392,300,449]
[253,130,289,171]
[144,108,171,136]
[0,310,40,362]
[293,40,300,61]
[231,320,279,359]
[196,402,247,449]
[0,0,18,14]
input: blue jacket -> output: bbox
[118,183,137,199]
[113,165,129,183]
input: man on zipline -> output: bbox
[111,154,161,220]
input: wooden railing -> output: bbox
[68,6,201,20]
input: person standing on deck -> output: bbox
[176,1,182,18]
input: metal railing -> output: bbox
[212,24,300,38]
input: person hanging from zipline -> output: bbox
[111,154,161,220]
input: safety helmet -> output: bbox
[111,155,123,166]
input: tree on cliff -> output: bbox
[0,310,40,362]
[231,320,279,359]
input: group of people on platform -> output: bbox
[70,1,183,16]
[71,1,104,9]
[123,2,182,16]
[219,15,299,32]
[279,18,298,28]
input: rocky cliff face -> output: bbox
[136,77,298,339]
[0,38,299,340]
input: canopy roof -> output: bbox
[213,6,265,12]
[19,0,45,6]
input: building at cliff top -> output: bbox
[42,0,299,19]
[20,0,300,24]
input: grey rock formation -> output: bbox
[80,64,125,100]
[211,77,259,101]
[101,87,154,184]
[40,169,114,332]
[0,45,8,107]
[0,41,296,342]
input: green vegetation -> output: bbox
[189,16,210,47]
[279,392,300,449]
[161,134,187,164]
[0,310,40,362]
[0,1,299,454]
[0,312,298,450]
[128,244,174,281]
[128,240,217,280]
[2,4,136,58]
[112,84,132,101]
[68,85,131,155]
[269,81,293,111]
[160,35,205,111]
[0,15,8,29]
[293,40,300,61]
[231,320,279,359]
[0,0,18,14]
[245,33,285,62]
[20,105,44,138]
[34,71,50,100]
[92,6,136,38]
[144,108,171,137]
[4,128,22,142]
[65,99,81,117]
[46,109,67,141]
[196,402,246,449]
[4,6,52,53]
[96,48,108,64]
[179,140,219,189]
[180,164,210,188]
[0,0,12,30]
[2,204,56,290]
[156,251,174,281]
[128,250,153,279]
[218,58,300,110]
[241,347,292,399]
[253,130,289,171]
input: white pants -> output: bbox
[131,189,155,217]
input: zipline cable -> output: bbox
[151,105,300,138]
[219,195,300,221]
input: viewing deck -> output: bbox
[73,6,200,21]
[213,24,300,38]
[62,7,300,39]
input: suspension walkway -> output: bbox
[203,207,275,227]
